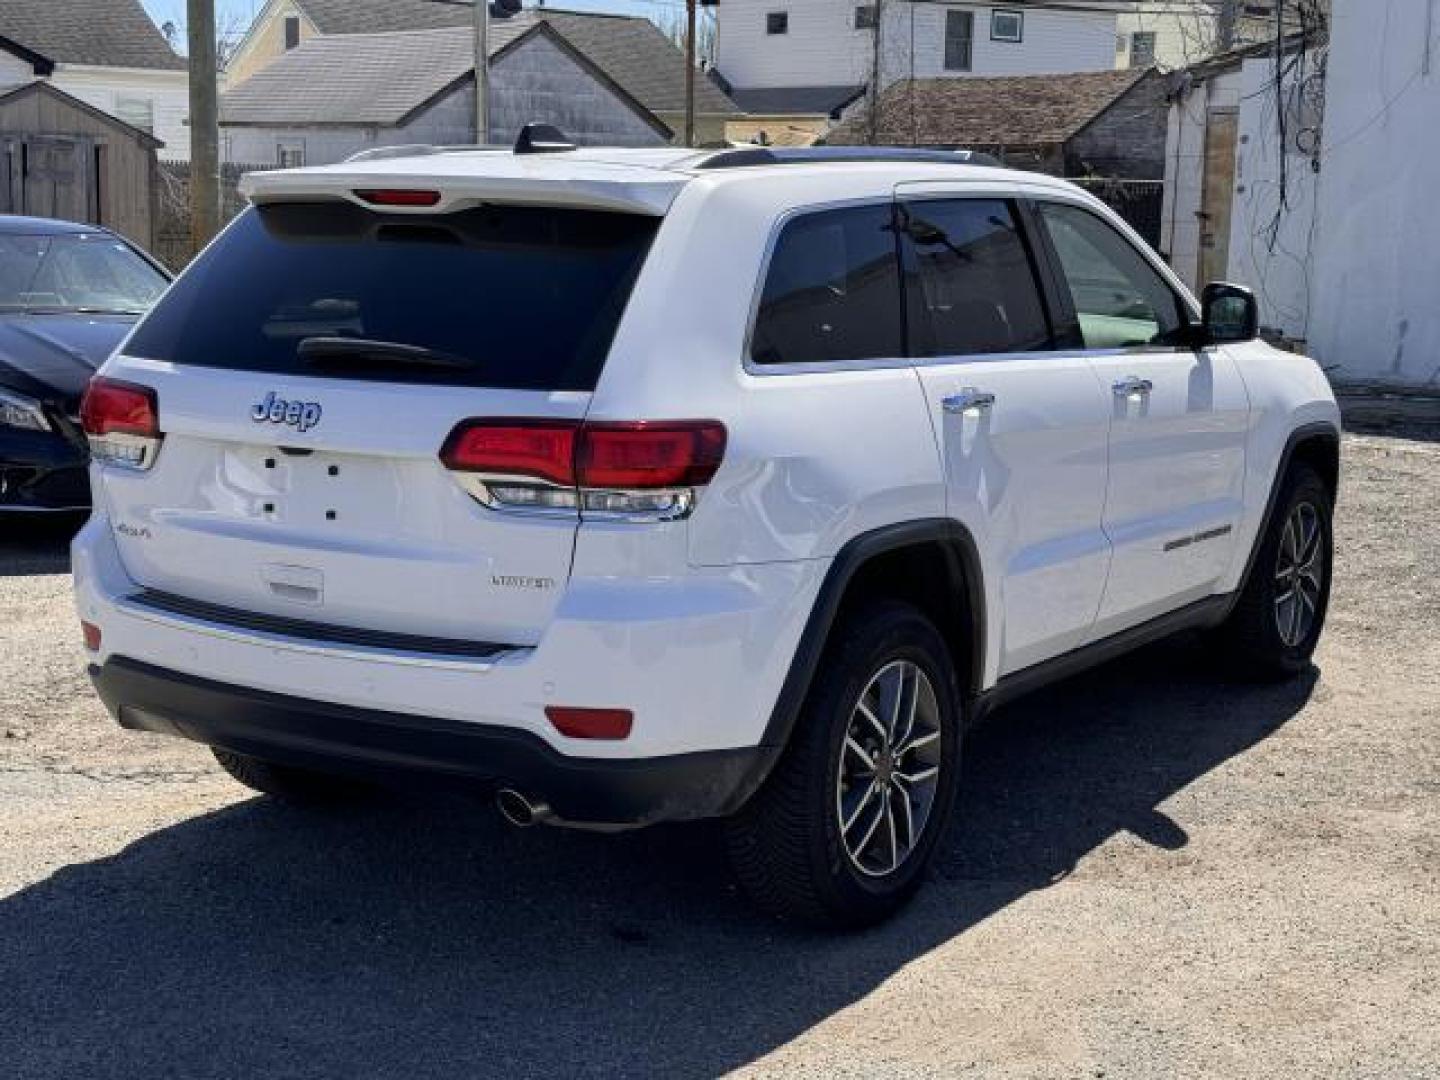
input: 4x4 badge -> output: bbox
[251,391,322,433]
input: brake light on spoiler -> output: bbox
[440,419,726,521]
[80,377,162,471]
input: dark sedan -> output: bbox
[0,215,170,511]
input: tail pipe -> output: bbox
[496,787,554,828]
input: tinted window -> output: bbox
[1038,202,1186,349]
[901,199,1051,358]
[751,204,903,366]
[125,202,658,390]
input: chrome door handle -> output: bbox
[942,388,996,414]
[1112,376,1154,397]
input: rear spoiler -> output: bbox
[239,161,684,217]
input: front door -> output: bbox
[1031,200,1250,637]
[898,190,1113,678]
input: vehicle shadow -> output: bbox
[0,639,1316,1079]
[0,514,81,577]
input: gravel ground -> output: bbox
[0,432,1436,1079]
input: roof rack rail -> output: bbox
[343,144,501,163]
[690,146,1003,170]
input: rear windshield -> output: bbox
[125,202,659,390]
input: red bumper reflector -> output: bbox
[81,621,102,651]
[545,706,633,741]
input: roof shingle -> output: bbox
[828,69,1150,148]
[281,2,737,117]
[0,0,184,71]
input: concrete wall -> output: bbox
[225,0,318,87]
[224,34,665,167]
[1309,0,1440,387]
[716,1,1118,91]
[1226,56,1319,342]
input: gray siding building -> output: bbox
[220,23,670,167]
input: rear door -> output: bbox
[1030,199,1250,635]
[899,188,1113,677]
[97,198,659,646]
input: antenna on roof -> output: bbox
[514,123,576,155]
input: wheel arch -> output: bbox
[1233,420,1341,605]
[759,519,985,752]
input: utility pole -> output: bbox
[186,0,220,251]
[474,0,489,144]
[1217,0,1239,51]
[867,0,884,144]
[684,0,696,147]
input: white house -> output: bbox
[1116,1,1303,71]
[715,0,1128,110]
[0,0,190,161]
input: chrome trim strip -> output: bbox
[114,593,525,672]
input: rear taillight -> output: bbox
[79,377,162,471]
[354,188,442,207]
[440,419,726,521]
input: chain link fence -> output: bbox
[1066,178,1167,254]
[154,162,266,271]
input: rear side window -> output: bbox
[901,198,1051,357]
[750,204,903,366]
[125,202,659,390]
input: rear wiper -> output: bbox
[297,336,475,371]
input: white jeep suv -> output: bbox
[73,142,1340,927]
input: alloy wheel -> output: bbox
[835,660,944,878]
[1274,501,1325,648]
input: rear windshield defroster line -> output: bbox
[124,201,660,391]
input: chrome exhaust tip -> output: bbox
[496,787,553,828]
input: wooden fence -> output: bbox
[154,162,267,271]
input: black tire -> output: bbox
[1216,463,1334,680]
[724,601,963,929]
[212,748,371,804]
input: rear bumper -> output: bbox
[90,656,774,827]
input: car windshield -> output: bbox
[0,232,168,315]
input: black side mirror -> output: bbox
[1201,282,1259,343]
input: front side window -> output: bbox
[751,204,903,366]
[945,10,975,71]
[901,199,1051,358]
[1037,202,1186,349]
[991,9,1023,42]
[766,11,788,34]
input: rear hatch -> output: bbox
[97,193,661,647]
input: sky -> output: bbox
[140,0,682,50]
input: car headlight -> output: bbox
[0,389,52,432]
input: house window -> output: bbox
[944,10,974,71]
[766,11,788,34]
[1129,31,1157,67]
[277,142,305,168]
[284,15,301,50]
[991,9,1023,43]
[114,96,154,134]
[854,5,877,30]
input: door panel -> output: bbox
[916,358,1113,675]
[1029,199,1250,636]
[1085,348,1250,634]
[897,191,1113,677]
